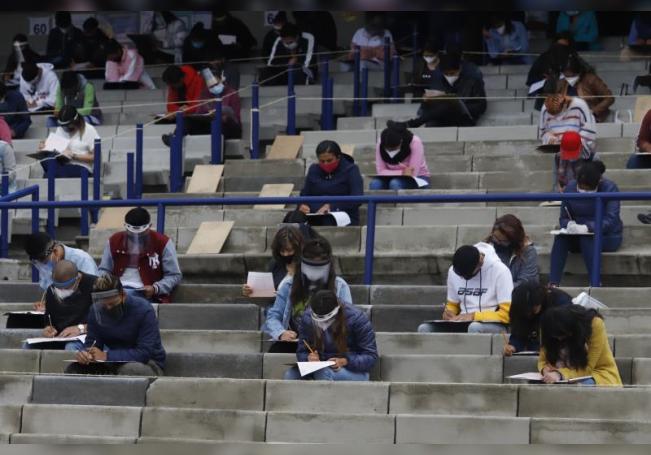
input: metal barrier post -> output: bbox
[326,78,335,130]
[46,159,56,237]
[211,99,223,164]
[363,201,377,285]
[135,123,143,198]
[411,25,419,77]
[80,168,89,236]
[126,153,135,199]
[251,81,260,159]
[591,196,604,287]
[156,203,166,233]
[287,65,296,135]
[0,175,8,258]
[92,139,101,223]
[353,47,361,116]
[361,67,369,116]
[31,187,39,283]
[170,112,184,192]
[383,37,391,98]
[391,54,400,102]
[320,58,329,129]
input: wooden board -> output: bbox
[185,221,234,255]
[340,144,355,158]
[186,165,224,194]
[95,207,136,230]
[253,183,294,210]
[267,135,304,160]
[634,95,651,123]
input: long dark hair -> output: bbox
[379,124,413,165]
[510,283,570,340]
[270,225,303,266]
[309,289,348,355]
[485,214,528,257]
[290,237,336,310]
[540,305,602,370]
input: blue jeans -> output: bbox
[576,377,596,386]
[22,339,85,352]
[283,366,370,381]
[626,154,651,169]
[549,234,622,285]
[369,176,430,191]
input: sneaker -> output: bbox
[638,213,651,224]
[161,133,173,147]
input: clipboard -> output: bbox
[422,320,472,333]
[306,212,351,227]
[27,151,71,165]
[5,311,46,329]
[536,144,561,154]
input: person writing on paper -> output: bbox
[24,232,98,307]
[284,289,378,381]
[556,11,600,51]
[242,225,312,298]
[538,305,621,386]
[19,61,59,113]
[262,237,352,353]
[504,282,572,356]
[23,261,96,352]
[104,39,155,90]
[549,161,622,286]
[209,8,257,60]
[626,109,651,171]
[200,63,241,139]
[299,140,364,226]
[418,243,513,334]
[65,274,166,376]
[483,15,530,65]
[55,71,103,126]
[46,12,84,69]
[99,208,182,303]
[3,34,42,87]
[266,22,316,85]
[0,136,16,193]
[369,123,431,190]
[485,214,539,288]
[341,13,396,72]
[0,82,31,139]
[37,105,100,178]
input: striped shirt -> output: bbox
[539,97,597,160]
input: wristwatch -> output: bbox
[77,324,85,334]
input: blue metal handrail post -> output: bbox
[326,78,335,130]
[92,139,101,223]
[0,175,8,258]
[383,37,391,98]
[135,123,144,198]
[211,99,223,164]
[361,67,369,116]
[287,65,297,135]
[46,159,56,237]
[353,47,361,116]
[251,81,260,159]
[391,54,400,102]
[363,201,377,285]
[591,196,604,287]
[411,25,419,77]
[156,203,166,233]
[320,58,329,129]
[80,168,89,236]
[170,112,184,192]
[31,187,39,283]
[126,153,135,199]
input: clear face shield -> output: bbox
[91,289,124,326]
[125,223,151,258]
[51,274,80,302]
[301,258,331,294]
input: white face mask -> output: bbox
[311,305,340,332]
[209,83,225,95]
[577,187,597,193]
[423,56,437,64]
[54,287,75,300]
[315,318,336,331]
[444,74,459,85]
[496,25,506,35]
[385,148,401,158]
[284,41,298,50]
[302,262,331,284]
[565,76,580,87]
[273,25,283,31]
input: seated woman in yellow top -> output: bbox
[538,305,622,386]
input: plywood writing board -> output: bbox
[267,135,304,160]
[634,95,651,123]
[254,183,294,210]
[340,144,355,158]
[95,207,135,230]
[186,221,234,255]
[186,165,224,194]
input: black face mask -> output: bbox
[280,254,294,265]
[493,243,513,256]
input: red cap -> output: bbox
[560,131,582,161]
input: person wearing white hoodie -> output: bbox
[19,61,59,113]
[418,243,514,333]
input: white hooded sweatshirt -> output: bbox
[20,63,60,112]
[446,242,513,324]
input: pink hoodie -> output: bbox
[375,134,430,177]
[105,46,145,83]
[0,117,13,144]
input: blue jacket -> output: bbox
[556,12,599,48]
[629,15,651,44]
[85,293,166,369]
[484,21,530,63]
[262,276,352,340]
[300,155,364,225]
[560,178,623,239]
[0,90,31,138]
[297,303,378,373]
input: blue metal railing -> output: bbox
[1,191,648,287]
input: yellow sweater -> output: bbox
[538,317,622,386]
[445,301,511,324]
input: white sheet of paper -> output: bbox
[512,351,539,356]
[550,229,594,236]
[44,133,70,154]
[508,372,544,381]
[26,334,86,345]
[425,89,445,97]
[297,361,336,377]
[412,177,429,188]
[307,212,351,227]
[4,311,45,315]
[218,34,237,45]
[528,79,547,95]
[246,272,276,298]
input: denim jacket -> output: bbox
[261,276,352,340]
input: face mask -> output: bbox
[491,237,511,248]
[191,41,204,49]
[301,261,331,284]
[496,25,506,35]
[273,25,283,31]
[311,305,339,332]
[577,187,597,193]
[54,287,75,300]
[565,76,579,87]
[284,41,298,50]
[280,254,294,265]
[209,83,225,95]
[385,148,401,159]
[423,56,437,65]
[444,75,459,85]
[319,159,340,174]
